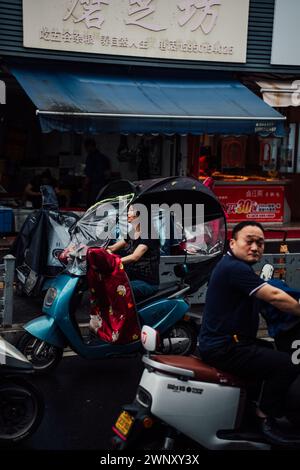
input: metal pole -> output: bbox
[3,254,15,326]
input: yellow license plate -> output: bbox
[115,411,135,437]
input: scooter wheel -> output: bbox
[0,377,44,445]
[161,321,197,356]
[17,333,63,373]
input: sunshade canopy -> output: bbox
[11,65,285,136]
[98,177,225,222]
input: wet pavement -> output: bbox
[15,354,144,451]
[1,291,145,457]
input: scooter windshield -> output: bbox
[61,193,135,275]
[182,217,226,256]
[170,216,226,258]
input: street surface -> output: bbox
[14,354,144,450]
[5,287,145,452]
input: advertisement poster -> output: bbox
[221,137,247,169]
[214,185,284,223]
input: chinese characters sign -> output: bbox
[214,185,285,223]
[22,0,250,63]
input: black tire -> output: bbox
[161,321,197,356]
[0,377,44,445]
[17,333,63,373]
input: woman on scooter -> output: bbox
[107,205,160,301]
[198,221,300,448]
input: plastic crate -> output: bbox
[0,207,14,233]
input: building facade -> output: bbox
[0,0,299,220]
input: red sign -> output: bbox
[214,185,284,223]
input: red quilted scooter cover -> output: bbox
[86,247,141,344]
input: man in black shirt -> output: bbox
[107,205,160,301]
[199,221,300,446]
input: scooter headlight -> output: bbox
[43,287,58,307]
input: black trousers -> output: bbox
[201,339,300,417]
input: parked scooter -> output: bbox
[11,185,78,296]
[17,178,226,373]
[111,324,300,451]
[0,336,43,445]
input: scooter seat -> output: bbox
[148,355,245,388]
[136,283,182,308]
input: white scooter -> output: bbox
[111,321,300,451]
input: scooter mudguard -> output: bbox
[138,298,189,334]
[23,315,67,349]
[42,274,80,318]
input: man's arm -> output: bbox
[121,244,148,265]
[107,239,127,253]
[255,284,300,316]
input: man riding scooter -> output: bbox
[19,177,222,371]
[107,204,160,300]
[199,221,300,447]
[89,204,160,334]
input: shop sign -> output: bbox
[22,0,249,63]
[214,185,284,223]
[254,121,277,134]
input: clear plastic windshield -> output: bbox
[148,205,226,258]
[61,194,134,275]
[175,217,226,257]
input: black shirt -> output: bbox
[124,237,160,285]
[198,252,266,353]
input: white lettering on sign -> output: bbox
[41,27,95,44]
[63,0,110,29]
[23,0,250,63]
[159,39,233,54]
[125,0,167,32]
[177,0,221,34]
[39,29,234,55]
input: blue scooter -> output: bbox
[17,177,226,373]
[17,259,196,373]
